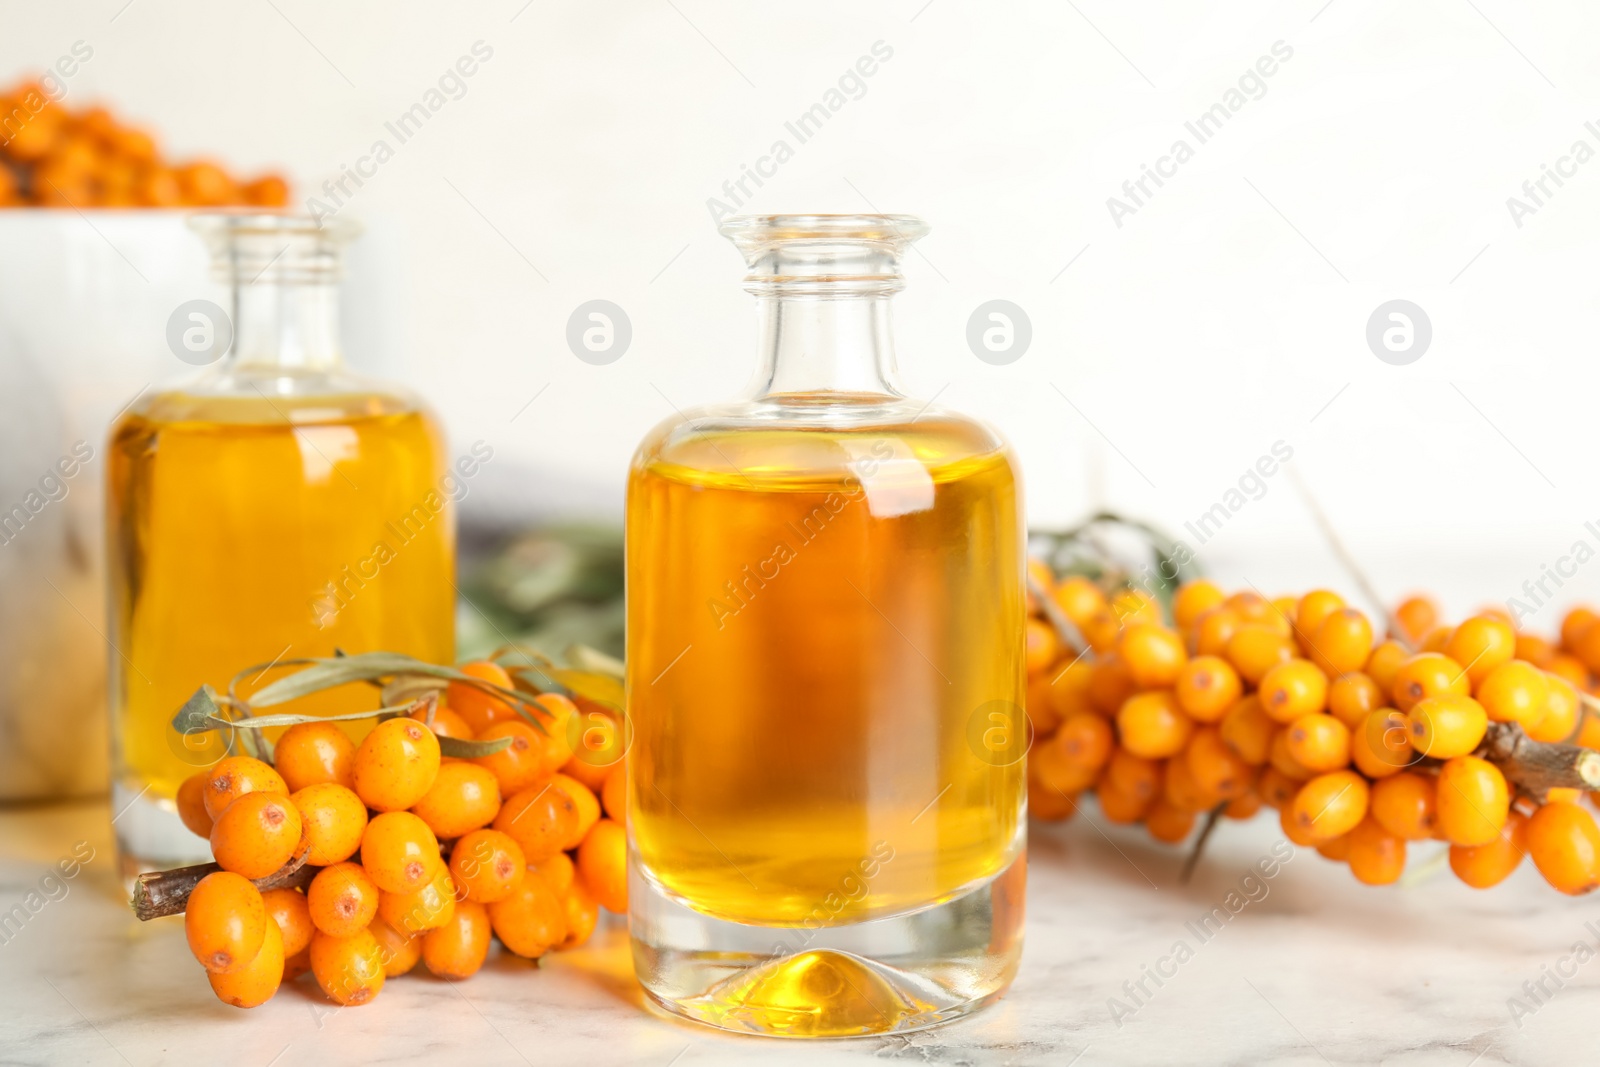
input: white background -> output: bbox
[6,0,1600,623]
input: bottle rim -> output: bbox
[718,213,929,244]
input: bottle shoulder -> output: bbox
[631,394,1015,493]
[116,366,436,431]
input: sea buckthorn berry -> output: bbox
[1545,653,1589,690]
[1561,607,1599,654]
[1269,729,1315,781]
[560,883,601,950]
[1295,590,1345,649]
[1095,778,1151,824]
[1145,799,1196,844]
[186,871,267,974]
[274,721,356,792]
[1310,609,1374,678]
[1225,624,1295,686]
[1475,660,1550,727]
[369,917,423,977]
[1328,673,1384,729]
[1258,659,1329,724]
[1025,618,1061,675]
[1435,756,1509,847]
[494,783,581,864]
[1175,656,1243,723]
[1391,652,1470,713]
[1527,801,1600,895]
[601,764,626,823]
[410,762,501,840]
[361,811,441,894]
[1225,791,1263,820]
[446,661,518,733]
[1317,832,1352,862]
[578,818,628,914]
[423,899,492,979]
[1087,654,1136,716]
[412,705,476,743]
[1347,816,1406,885]
[177,772,214,838]
[1526,676,1581,743]
[1045,660,1095,720]
[1163,753,1213,812]
[202,756,287,821]
[1393,595,1438,645]
[1352,709,1414,779]
[1193,608,1244,658]
[378,866,457,935]
[1370,772,1437,840]
[449,828,526,903]
[353,718,441,812]
[489,870,568,958]
[1257,767,1302,810]
[1364,641,1409,698]
[1445,615,1516,686]
[1219,696,1274,766]
[308,862,380,938]
[207,913,283,1009]
[1515,634,1557,668]
[1450,809,1528,889]
[1173,580,1225,631]
[1185,727,1253,801]
[310,928,386,1006]
[261,887,314,958]
[1223,590,1271,620]
[1407,694,1488,759]
[1279,803,1321,847]
[531,851,577,897]
[210,791,302,879]
[1290,770,1369,842]
[1116,691,1194,760]
[1284,713,1351,773]
[1575,623,1600,676]
[291,783,367,866]
[1026,556,1055,599]
[1111,588,1161,628]
[1027,674,1063,738]
[1081,607,1122,655]
[1118,623,1188,689]
[1052,576,1107,629]
[549,773,602,851]
[1055,714,1114,772]
[473,721,558,795]
[1104,748,1161,804]
[1029,778,1078,821]
[1030,739,1097,796]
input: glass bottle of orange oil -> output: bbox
[107,215,454,878]
[626,214,1026,1037]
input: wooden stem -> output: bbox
[131,852,313,921]
[1481,722,1600,802]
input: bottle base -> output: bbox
[112,780,212,890]
[629,850,1025,1038]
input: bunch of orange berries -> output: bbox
[0,77,288,208]
[1024,565,1600,896]
[171,660,626,1009]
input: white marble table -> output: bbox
[1,797,1588,1066]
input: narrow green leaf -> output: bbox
[248,653,464,707]
[208,704,413,730]
[438,734,515,758]
[172,686,223,736]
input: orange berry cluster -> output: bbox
[174,660,626,1009]
[1025,564,1600,895]
[0,78,289,208]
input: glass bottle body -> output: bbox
[626,216,1025,1037]
[106,217,454,877]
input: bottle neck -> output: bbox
[750,293,903,400]
[229,281,343,371]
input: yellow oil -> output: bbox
[107,391,455,799]
[627,415,1025,927]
